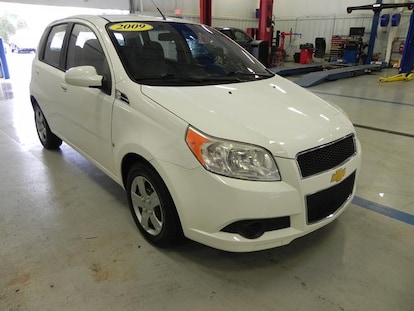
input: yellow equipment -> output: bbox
[379,72,414,82]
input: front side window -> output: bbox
[42,24,68,69]
[66,24,112,94]
[107,21,273,86]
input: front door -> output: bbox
[60,23,115,174]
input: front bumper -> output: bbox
[152,142,361,252]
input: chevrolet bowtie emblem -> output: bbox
[331,168,346,183]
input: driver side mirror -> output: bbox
[65,66,103,88]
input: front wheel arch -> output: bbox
[124,157,184,247]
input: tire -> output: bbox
[126,163,182,247]
[33,104,62,149]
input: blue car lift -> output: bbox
[293,63,383,87]
[270,64,325,76]
[347,1,414,64]
[271,2,414,87]
[0,38,10,79]
[399,9,414,75]
[379,6,414,81]
[271,63,383,87]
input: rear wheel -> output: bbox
[126,163,182,247]
[33,104,62,149]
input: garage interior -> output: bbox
[0,0,413,310]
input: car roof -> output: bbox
[215,27,242,31]
[49,14,197,28]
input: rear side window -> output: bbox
[42,24,68,69]
[234,29,251,42]
[220,29,234,39]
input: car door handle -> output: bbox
[60,83,67,91]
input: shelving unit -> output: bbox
[329,35,363,63]
[329,36,347,62]
[389,37,405,67]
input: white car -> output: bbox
[30,15,361,252]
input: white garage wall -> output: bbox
[275,0,366,17]
[274,1,412,61]
[2,0,412,62]
[0,0,259,14]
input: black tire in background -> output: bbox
[126,162,183,247]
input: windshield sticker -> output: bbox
[109,23,153,32]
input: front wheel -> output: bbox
[33,104,62,149]
[126,163,182,247]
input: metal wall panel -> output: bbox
[156,11,414,63]
[272,12,412,60]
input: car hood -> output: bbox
[141,76,355,158]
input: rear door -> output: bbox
[32,23,68,130]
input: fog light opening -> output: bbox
[221,217,291,238]
[240,221,266,239]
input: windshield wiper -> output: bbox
[135,74,213,85]
[219,72,274,82]
[136,74,242,84]
[135,72,272,85]
[226,71,274,79]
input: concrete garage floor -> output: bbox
[1,53,413,311]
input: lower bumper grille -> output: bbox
[221,217,290,239]
[306,171,356,224]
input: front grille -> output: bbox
[297,134,356,178]
[306,171,356,224]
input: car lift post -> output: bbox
[368,0,382,65]
[199,0,274,64]
[200,0,212,26]
[258,0,273,44]
[399,9,414,75]
[258,0,274,66]
[347,0,383,64]
[380,6,414,81]
[347,1,414,65]
[0,37,10,79]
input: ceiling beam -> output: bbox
[0,0,129,10]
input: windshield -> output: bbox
[107,21,274,86]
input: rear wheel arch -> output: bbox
[30,96,38,109]
[31,97,62,149]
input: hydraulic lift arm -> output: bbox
[347,2,414,65]
[347,3,413,13]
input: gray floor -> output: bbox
[1,53,413,311]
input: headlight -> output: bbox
[185,126,281,181]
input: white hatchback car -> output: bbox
[30,14,361,252]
